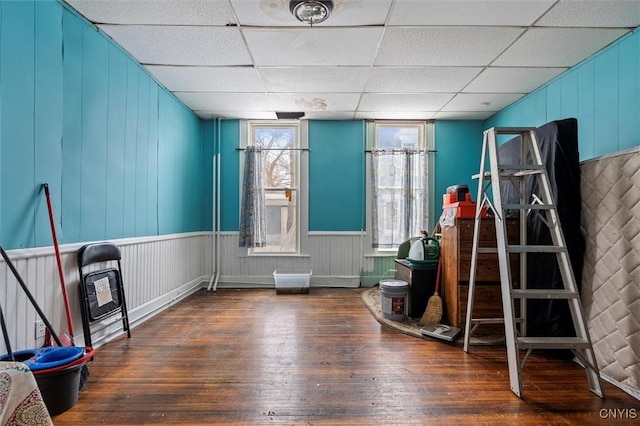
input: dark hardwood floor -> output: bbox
[53,288,638,425]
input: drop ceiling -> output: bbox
[63,0,640,121]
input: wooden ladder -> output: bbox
[462,127,604,398]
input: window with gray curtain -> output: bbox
[239,146,266,248]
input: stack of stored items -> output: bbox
[441,184,487,225]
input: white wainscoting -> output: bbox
[0,232,210,353]
[215,232,369,288]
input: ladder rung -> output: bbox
[473,167,543,179]
[492,127,537,134]
[517,337,591,350]
[506,245,567,253]
[511,289,579,299]
[470,318,522,324]
[470,318,505,325]
[499,164,545,172]
[503,203,555,210]
[477,247,498,254]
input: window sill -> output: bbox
[239,253,311,258]
[363,252,398,258]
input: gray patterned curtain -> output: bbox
[239,146,266,248]
[371,148,428,248]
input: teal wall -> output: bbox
[486,29,640,160]
[0,0,203,249]
[309,120,365,231]
[219,120,240,232]
[217,119,367,232]
[434,121,485,216]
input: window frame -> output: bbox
[240,120,309,256]
[365,120,435,255]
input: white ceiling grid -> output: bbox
[63,0,640,120]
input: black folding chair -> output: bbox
[77,243,131,348]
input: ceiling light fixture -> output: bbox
[290,0,333,26]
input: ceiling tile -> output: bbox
[145,66,265,92]
[174,92,271,111]
[389,0,555,26]
[434,111,495,120]
[536,0,640,28]
[194,110,278,120]
[493,28,630,67]
[366,67,483,93]
[355,111,436,120]
[359,93,454,111]
[442,93,525,112]
[231,0,392,27]
[259,67,371,92]
[268,93,361,112]
[98,25,252,66]
[243,28,383,66]
[464,67,567,93]
[303,111,357,120]
[376,27,525,66]
[64,0,236,25]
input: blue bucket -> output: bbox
[1,346,84,371]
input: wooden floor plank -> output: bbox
[52,288,639,425]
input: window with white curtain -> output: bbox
[368,121,434,251]
[242,120,308,255]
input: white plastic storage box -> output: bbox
[273,269,312,294]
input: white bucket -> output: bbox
[380,279,409,321]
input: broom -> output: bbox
[419,256,442,326]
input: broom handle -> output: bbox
[43,183,75,342]
[434,257,441,294]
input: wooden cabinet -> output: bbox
[394,259,437,318]
[441,217,519,329]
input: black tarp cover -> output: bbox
[498,118,585,343]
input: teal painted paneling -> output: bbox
[80,23,109,242]
[594,46,619,158]
[123,60,139,237]
[487,30,640,161]
[34,1,63,247]
[1,1,36,248]
[577,62,595,159]
[618,34,639,151]
[560,69,579,120]
[135,70,150,236]
[434,121,484,220]
[157,92,202,234]
[61,7,84,243]
[309,120,365,231]
[546,79,563,122]
[147,84,159,235]
[220,120,239,232]
[105,44,128,238]
[0,1,203,249]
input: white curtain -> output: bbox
[239,146,266,248]
[371,148,428,248]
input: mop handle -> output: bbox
[0,246,63,347]
[0,303,13,360]
[43,184,74,340]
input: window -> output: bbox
[245,121,306,254]
[368,121,433,251]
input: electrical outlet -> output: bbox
[35,320,46,339]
